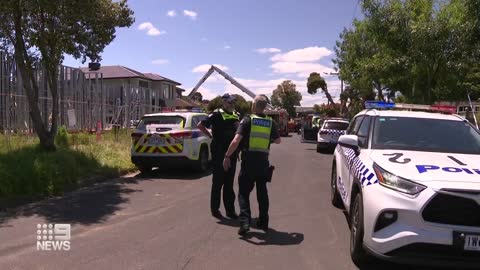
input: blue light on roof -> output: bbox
[364,101,395,109]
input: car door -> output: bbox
[345,115,372,209]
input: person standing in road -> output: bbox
[222,95,281,235]
[197,93,240,220]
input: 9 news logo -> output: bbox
[36,224,71,251]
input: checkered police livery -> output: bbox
[341,146,378,187]
[317,119,350,152]
[323,129,346,137]
[331,101,480,268]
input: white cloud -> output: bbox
[270,61,334,78]
[270,46,332,62]
[167,10,177,17]
[192,64,229,73]
[152,59,169,65]
[224,45,231,50]
[138,22,166,36]
[183,10,198,20]
[255,48,282,54]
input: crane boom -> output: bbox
[188,65,272,109]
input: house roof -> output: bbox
[143,73,181,85]
[175,98,199,108]
[80,65,181,85]
[80,65,144,79]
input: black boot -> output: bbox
[226,211,238,220]
[211,209,222,220]
[238,224,250,236]
[255,218,269,232]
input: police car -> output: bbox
[317,118,350,153]
[331,101,480,268]
[131,111,212,173]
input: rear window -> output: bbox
[323,121,349,130]
[138,116,185,128]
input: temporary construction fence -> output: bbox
[0,51,161,134]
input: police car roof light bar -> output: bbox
[364,101,456,114]
[364,101,396,109]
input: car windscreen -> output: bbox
[372,116,480,154]
[323,121,349,130]
[138,116,185,128]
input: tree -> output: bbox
[206,94,251,117]
[0,0,134,151]
[307,72,335,104]
[334,0,480,106]
[207,97,223,112]
[191,92,203,102]
[271,80,302,118]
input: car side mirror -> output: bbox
[338,135,360,155]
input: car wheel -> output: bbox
[196,146,209,172]
[316,144,322,153]
[350,192,369,265]
[138,165,152,174]
[330,163,343,208]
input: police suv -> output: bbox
[131,111,212,173]
[331,101,480,268]
[317,118,350,152]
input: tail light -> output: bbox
[131,133,143,143]
[170,131,193,139]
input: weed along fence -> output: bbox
[0,51,157,135]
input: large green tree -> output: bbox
[306,72,335,105]
[334,0,480,106]
[207,94,251,117]
[0,0,134,151]
[271,80,302,118]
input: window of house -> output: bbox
[139,80,149,88]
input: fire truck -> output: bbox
[188,65,289,136]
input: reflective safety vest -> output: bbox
[215,108,239,121]
[248,114,272,153]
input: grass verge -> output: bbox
[0,129,136,208]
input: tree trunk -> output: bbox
[12,5,56,151]
[322,89,335,105]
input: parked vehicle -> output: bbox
[131,112,212,173]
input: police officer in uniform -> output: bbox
[223,95,281,235]
[197,93,240,220]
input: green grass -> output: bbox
[0,129,136,205]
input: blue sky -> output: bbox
[63,0,361,106]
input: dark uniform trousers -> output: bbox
[238,155,269,226]
[211,141,237,213]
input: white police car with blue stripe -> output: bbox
[331,101,480,268]
[317,118,349,152]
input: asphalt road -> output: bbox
[0,134,446,270]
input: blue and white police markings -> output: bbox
[252,118,271,127]
[416,165,480,175]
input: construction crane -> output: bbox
[188,65,289,135]
[188,65,273,109]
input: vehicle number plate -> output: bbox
[149,135,165,145]
[464,234,480,251]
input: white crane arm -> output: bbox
[188,65,272,109]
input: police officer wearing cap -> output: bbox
[197,93,240,220]
[223,95,281,235]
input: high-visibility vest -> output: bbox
[248,114,272,153]
[215,108,239,121]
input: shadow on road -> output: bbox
[0,181,139,226]
[0,167,211,227]
[216,216,239,227]
[133,168,212,180]
[356,259,452,270]
[240,228,304,246]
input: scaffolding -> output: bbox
[0,51,160,134]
